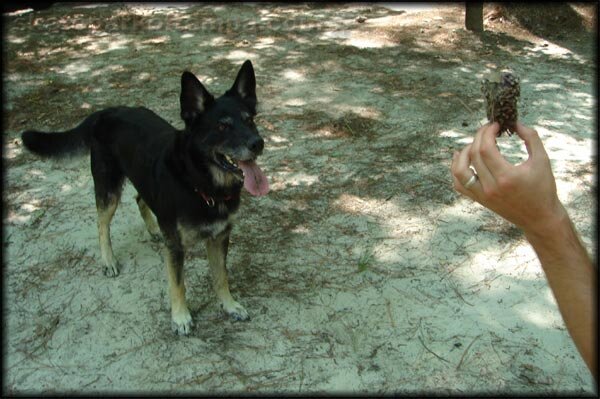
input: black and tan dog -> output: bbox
[21,60,269,335]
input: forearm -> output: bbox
[525,209,597,379]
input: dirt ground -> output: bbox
[3,3,597,395]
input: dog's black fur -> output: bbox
[21,60,268,335]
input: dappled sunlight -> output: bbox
[332,192,443,268]
[429,200,540,274]
[336,105,382,120]
[135,72,152,81]
[54,60,92,77]
[82,36,132,55]
[320,29,395,49]
[462,244,539,282]
[224,49,259,62]
[269,171,320,192]
[208,36,229,46]
[281,69,306,82]
[4,140,23,160]
[6,199,42,225]
[19,202,40,213]
[526,41,589,64]
[514,300,563,329]
[268,134,289,145]
[538,126,594,163]
[6,34,26,44]
[556,179,592,208]
[6,211,33,225]
[60,184,74,193]
[533,83,562,91]
[90,64,127,78]
[440,129,476,146]
[290,225,311,235]
[254,37,279,50]
[140,35,171,45]
[27,169,47,179]
[281,98,307,107]
[536,119,567,129]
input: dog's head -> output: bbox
[179,60,268,196]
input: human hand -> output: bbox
[451,122,568,239]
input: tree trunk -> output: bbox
[465,2,484,32]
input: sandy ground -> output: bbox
[3,3,597,395]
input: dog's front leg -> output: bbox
[206,232,249,321]
[164,242,193,335]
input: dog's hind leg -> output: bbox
[96,193,121,277]
[135,194,161,240]
[206,231,249,321]
[91,146,124,277]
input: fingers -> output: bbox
[478,122,512,174]
[469,124,496,186]
[452,121,533,198]
[451,145,471,184]
[514,122,547,160]
[451,146,480,198]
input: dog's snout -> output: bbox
[248,137,264,155]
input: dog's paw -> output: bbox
[171,311,194,335]
[149,231,162,242]
[103,262,120,277]
[222,301,250,322]
[147,227,162,242]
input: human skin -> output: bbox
[451,122,597,379]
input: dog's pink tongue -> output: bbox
[238,160,269,196]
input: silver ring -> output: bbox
[464,173,478,189]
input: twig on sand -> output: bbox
[449,282,474,306]
[81,375,101,389]
[490,334,505,366]
[456,334,482,371]
[176,371,219,388]
[417,334,450,364]
[298,357,306,392]
[456,96,476,117]
[385,299,396,328]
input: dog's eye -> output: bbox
[217,122,228,132]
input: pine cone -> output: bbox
[481,70,520,136]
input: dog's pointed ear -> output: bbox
[180,71,214,129]
[227,60,257,113]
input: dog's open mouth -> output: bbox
[216,153,241,174]
[215,152,269,197]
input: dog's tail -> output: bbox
[21,111,102,158]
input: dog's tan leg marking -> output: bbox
[97,195,120,277]
[135,194,161,239]
[206,234,249,321]
[165,247,193,335]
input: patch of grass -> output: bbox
[357,250,374,273]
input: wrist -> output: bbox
[522,202,570,243]
[524,205,589,265]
